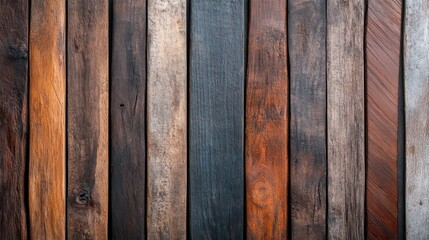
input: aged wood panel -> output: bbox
[29,0,66,239]
[0,1,28,239]
[110,0,146,239]
[189,0,246,238]
[289,0,326,239]
[366,0,402,239]
[147,0,187,239]
[405,1,429,238]
[246,0,288,239]
[327,1,365,239]
[67,0,109,239]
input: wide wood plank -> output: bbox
[189,0,246,238]
[405,1,429,238]
[246,0,288,239]
[0,1,28,239]
[29,0,66,239]
[327,1,365,239]
[67,0,109,239]
[289,0,326,239]
[366,0,402,239]
[147,0,187,238]
[110,0,146,239]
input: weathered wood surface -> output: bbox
[29,0,66,239]
[67,0,109,239]
[147,0,187,239]
[0,1,28,239]
[405,1,429,238]
[289,0,326,239]
[189,0,246,238]
[246,0,288,239]
[110,0,146,239]
[327,1,365,239]
[366,0,402,239]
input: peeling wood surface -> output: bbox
[147,0,187,238]
[67,0,109,239]
[29,0,66,239]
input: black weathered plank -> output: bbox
[189,0,246,238]
[110,0,146,239]
[0,1,29,239]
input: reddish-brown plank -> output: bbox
[246,0,288,239]
[366,1,402,239]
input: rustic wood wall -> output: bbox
[1,0,428,239]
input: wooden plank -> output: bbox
[29,0,66,239]
[110,0,146,239]
[147,0,187,239]
[0,1,28,239]
[189,0,246,238]
[366,0,402,239]
[405,1,429,238]
[289,0,326,239]
[245,0,288,239]
[327,1,365,239]
[67,0,109,239]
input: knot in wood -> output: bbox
[76,189,90,205]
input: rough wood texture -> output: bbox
[67,0,109,239]
[147,0,187,239]
[289,0,326,239]
[29,0,66,239]
[366,0,402,239]
[405,1,429,238]
[246,0,288,239]
[0,1,28,239]
[110,0,146,239]
[327,1,365,239]
[189,0,246,238]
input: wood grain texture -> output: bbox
[147,0,187,238]
[67,0,109,239]
[0,1,28,239]
[327,1,365,239]
[366,0,402,239]
[289,0,326,239]
[189,0,246,238]
[29,0,66,239]
[110,0,146,239]
[246,0,288,239]
[404,1,429,238]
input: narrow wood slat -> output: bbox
[189,0,246,238]
[246,0,288,239]
[147,0,187,238]
[110,0,146,239]
[29,0,66,239]
[366,0,402,239]
[289,0,327,239]
[0,1,29,239]
[327,1,365,239]
[67,0,109,239]
[405,2,429,238]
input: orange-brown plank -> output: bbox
[29,0,66,239]
[246,0,288,239]
[366,0,402,239]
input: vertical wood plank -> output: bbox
[289,0,327,239]
[67,0,109,238]
[29,0,66,239]
[327,1,365,239]
[0,1,28,239]
[189,0,246,238]
[245,0,288,239]
[147,0,187,239]
[366,0,402,239]
[110,0,146,239]
[405,1,429,238]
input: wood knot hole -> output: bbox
[76,189,90,205]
